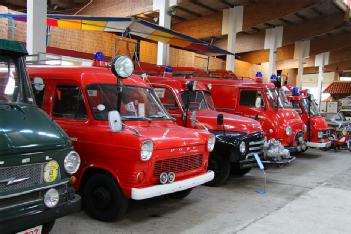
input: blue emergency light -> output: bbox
[94,51,105,61]
[292,86,300,96]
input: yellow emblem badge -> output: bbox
[44,160,59,183]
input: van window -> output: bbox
[154,87,179,110]
[53,85,87,119]
[239,90,263,107]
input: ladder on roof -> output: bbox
[26,52,93,66]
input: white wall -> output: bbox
[302,72,336,101]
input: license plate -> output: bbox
[17,225,42,234]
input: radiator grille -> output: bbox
[154,154,203,177]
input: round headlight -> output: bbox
[44,188,59,208]
[111,55,134,78]
[318,131,323,139]
[141,140,153,161]
[207,134,215,152]
[239,141,247,155]
[64,151,81,175]
[285,126,292,136]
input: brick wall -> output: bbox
[1,6,136,57]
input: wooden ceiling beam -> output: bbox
[190,0,219,13]
[174,5,203,17]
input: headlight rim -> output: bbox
[113,55,134,78]
[285,126,292,136]
[239,141,247,155]
[207,134,216,152]
[64,151,81,175]
[140,140,153,161]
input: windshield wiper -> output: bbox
[0,103,26,116]
[148,114,169,119]
[123,116,152,121]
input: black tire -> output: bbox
[205,153,230,187]
[42,220,55,234]
[231,163,251,177]
[165,189,192,199]
[83,173,128,222]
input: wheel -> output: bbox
[83,173,128,222]
[42,220,55,234]
[205,153,230,187]
[231,163,252,177]
[165,189,192,199]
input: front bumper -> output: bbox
[306,141,331,148]
[0,194,81,234]
[131,171,214,200]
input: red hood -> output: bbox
[275,108,304,130]
[126,121,208,149]
[194,109,262,134]
[311,115,329,130]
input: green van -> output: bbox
[0,39,81,234]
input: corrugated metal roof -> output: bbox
[324,81,351,94]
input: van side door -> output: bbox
[236,88,265,121]
[50,80,90,156]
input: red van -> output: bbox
[285,88,331,149]
[191,78,307,154]
[145,75,265,186]
[28,56,214,222]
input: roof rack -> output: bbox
[26,52,93,66]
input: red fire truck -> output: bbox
[28,56,215,222]
[191,78,307,154]
[145,75,266,186]
[285,87,331,149]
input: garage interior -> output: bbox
[1,0,351,233]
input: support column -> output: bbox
[222,6,243,72]
[153,0,176,65]
[26,0,47,55]
[315,52,330,106]
[294,40,310,88]
[264,26,283,82]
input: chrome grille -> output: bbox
[154,154,203,177]
[0,184,67,211]
[247,132,265,155]
[0,163,44,193]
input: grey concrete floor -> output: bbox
[52,148,351,234]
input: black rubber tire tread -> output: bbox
[83,173,128,222]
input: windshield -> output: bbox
[279,90,292,108]
[86,84,171,120]
[266,88,284,108]
[0,56,34,105]
[180,90,215,111]
[291,100,302,114]
[301,98,319,116]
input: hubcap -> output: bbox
[92,187,111,210]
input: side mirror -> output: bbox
[255,97,262,108]
[108,111,123,132]
[33,77,45,91]
[190,111,197,127]
[217,113,224,125]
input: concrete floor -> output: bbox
[52,149,351,234]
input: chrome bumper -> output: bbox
[131,171,214,200]
[306,141,331,148]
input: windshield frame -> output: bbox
[265,88,284,109]
[180,90,216,112]
[85,83,172,121]
[0,55,35,106]
[301,97,320,117]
